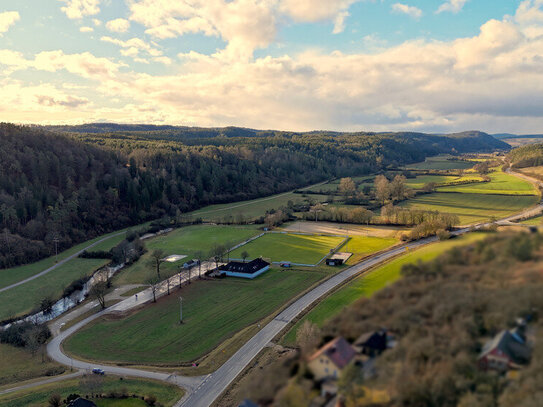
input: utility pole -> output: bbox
[179,297,183,324]
[53,237,59,263]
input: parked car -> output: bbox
[92,368,105,375]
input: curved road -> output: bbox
[0,231,125,294]
[9,168,542,406]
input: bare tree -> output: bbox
[338,177,357,198]
[194,250,203,278]
[166,277,171,295]
[296,321,321,360]
[241,250,249,263]
[23,324,43,359]
[374,174,391,205]
[187,266,192,284]
[150,249,165,279]
[147,277,160,303]
[211,244,225,270]
[89,281,108,309]
[48,393,61,407]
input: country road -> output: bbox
[4,168,542,407]
[0,231,126,294]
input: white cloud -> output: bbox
[101,36,163,60]
[92,18,102,26]
[59,0,101,19]
[33,50,123,80]
[106,18,130,33]
[392,3,423,19]
[0,11,20,35]
[80,26,94,32]
[437,0,468,14]
[278,0,357,23]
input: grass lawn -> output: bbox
[340,236,399,265]
[0,231,127,290]
[282,233,488,345]
[114,224,261,285]
[438,170,538,195]
[0,343,65,387]
[0,376,183,407]
[404,156,475,170]
[229,233,345,264]
[187,188,330,222]
[400,192,538,225]
[0,258,110,322]
[65,269,329,364]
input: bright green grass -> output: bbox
[438,171,537,195]
[0,377,183,407]
[0,231,128,290]
[404,156,475,170]
[65,269,328,364]
[340,236,398,265]
[400,192,538,225]
[187,188,330,222]
[115,225,261,285]
[282,233,488,345]
[405,175,459,189]
[229,233,345,264]
[0,258,109,321]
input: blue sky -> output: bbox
[1,0,542,133]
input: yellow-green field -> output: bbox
[282,233,488,345]
[229,233,345,264]
[438,171,537,195]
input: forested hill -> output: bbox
[508,143,543,168]
[1,123,507,268]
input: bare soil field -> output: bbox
[281,221,407,238]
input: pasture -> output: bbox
[0,376,183,407]
[0,231,126,290]
[0,257,110,322]
[114,224,261,285]
[281,221,406,238]
[64,269,328,364]
[400,192,538,225]
[282,233,488,345]
[438,170,537,195]
[339,236,399,265]
[229,233,345,265]
[186,187,330,222]
[404,155,475,170]
[518,215,543,225]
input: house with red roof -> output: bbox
[308,337,356,381]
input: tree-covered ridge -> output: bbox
[0,123,507,268]
[508,143,543,168]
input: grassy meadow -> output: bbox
[339,236,399,265]
[404,156,475,170]
[0,257,111,321]
[438,170,537,195]
[282,233,488,345]
[229,233,345,264]
[0,376,183,407]
[65,268,330,364]
[114,224,261,285]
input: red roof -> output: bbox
[309,337,356,369]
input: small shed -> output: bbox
[326,252,352,266]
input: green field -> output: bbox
[229,233,345,264]
[282,233,488,345]
[339,236,398,264]
[0,376,183,407]
[65,269,329,364]
[187,188,330,222]
[438,171,537,195]
[0,343,65,387]
[114,224,261,285]
[404,156,475,170]
[400,192,538,225]
[519,215,543,225]
[0,231,127,290]
[0,257,110,321]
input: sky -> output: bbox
[0,0,542,133]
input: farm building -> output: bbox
[308,336,356,381]
[219,258,270,279]
[478,328,531,372]
[326,252,352,266]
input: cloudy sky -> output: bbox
[1,0,542,133]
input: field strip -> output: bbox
[0,231,125,294]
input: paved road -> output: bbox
[0,231,125,294]
[9,168,541,406]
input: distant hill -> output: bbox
[508,143,543,168]
[0,123,508,268]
